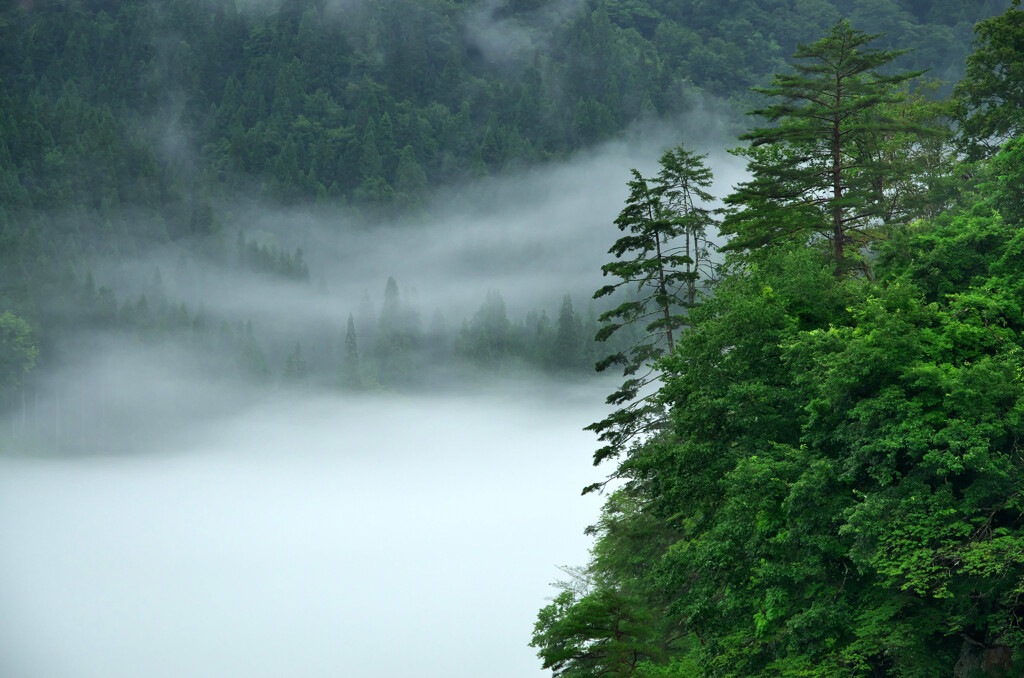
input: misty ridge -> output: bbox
[0,0,1003,445]
[0,0,768,456]
[3,116,745,456]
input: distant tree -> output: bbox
[393,145,428,207]
[550,294,584,371]
[374,276,419,385]
[282,341,308,382]
[457,290,512,366]
[0,311,38,395]
[339,313,361,389]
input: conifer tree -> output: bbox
[282,341,307,382]
[551,294,582,370]
[722,20,929,276]
[587,143,717,472]
[339,314,360,389]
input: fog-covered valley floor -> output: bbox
[0,382,611,678]
[0,126,743,677]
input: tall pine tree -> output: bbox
[722,20,929,276]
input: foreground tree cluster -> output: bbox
[535,7,1024,676]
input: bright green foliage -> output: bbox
[955,0,1024,156]
[722,20,932,275]
[543,140,1024,676]
[541,20,1024,675]
[532,489,691,677]
[588,144,717,470]
[655,205,1024,674]
[985,135,1024,227]
[532,585,663,677]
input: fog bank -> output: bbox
[0,381,611,678]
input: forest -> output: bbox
[0,0,1014,411]
[1,0,1024,675]
[530,3,1024,677]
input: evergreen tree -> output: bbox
[282,341,308,382]
[339,313,360,389]
[587,143,717,470]
[457,290,511,366]
[721,20,929,276]
[550,294,582,371]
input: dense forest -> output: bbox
[0,0,1013,417]
[531,4,1024,676]
[2,1,1024,673]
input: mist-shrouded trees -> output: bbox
[587,143,717,472]
[721,20,934,276]
[0,311,38,396]
[455,290,512,367]
[282,342,308,383]
[0,0,1013,406]
[339,314,361,389]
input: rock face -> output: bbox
[954,641,1012,677]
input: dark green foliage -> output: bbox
[537,13,1024,677]
[588,143,717,470]
[235,230,310,281]
[0,0,1009,392]
[721,20,935,276]
[0,310,37,395]
[955,0,1024,156]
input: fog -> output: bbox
[103,122,745,334]
[0,125,745,677]
[0,382,612,678]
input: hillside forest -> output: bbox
[530,3,1024,677]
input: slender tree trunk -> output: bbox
[655,232,675,354]
[832,82,845,276]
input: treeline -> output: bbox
[533,6,1024,677]
[2,259,640,449]
[0,0,1008,211]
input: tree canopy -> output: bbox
[537,9,1024,676]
